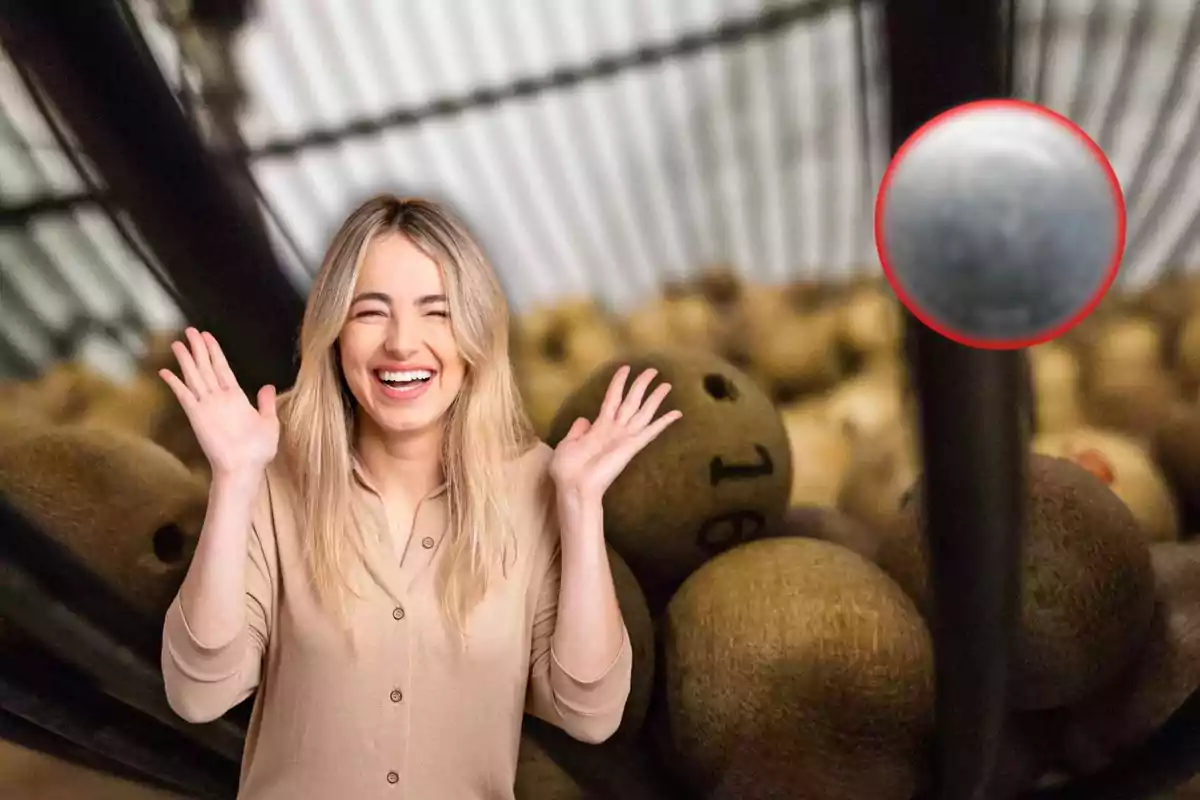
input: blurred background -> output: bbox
[6,0,1200,388]
[6,0,1200,798]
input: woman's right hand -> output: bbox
[159,327,280,479]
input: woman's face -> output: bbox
[338,233,466,438]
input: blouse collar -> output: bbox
[350,453,449,502]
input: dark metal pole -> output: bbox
[0,0,304,392]
[0,652,238,799]
[0,707,184,793]
[883,3,1023,800]
[0,499,247,762]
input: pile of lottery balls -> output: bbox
[8,268,1200,799]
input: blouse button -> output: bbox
[390,689,403,703]
[392,607,405,621]
[421,536,435,549]
[387,771,399,784]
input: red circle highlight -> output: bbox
[874,98,1127,350]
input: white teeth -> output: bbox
[378,369,432,383]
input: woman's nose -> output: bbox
[384,315,419,356]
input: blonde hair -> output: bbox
[276,195,535,636]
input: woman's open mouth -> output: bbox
[375,368,435,400]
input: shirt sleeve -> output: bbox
[160,472,278,724]
[522,475,633,744]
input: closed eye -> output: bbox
[427,310,449,318]
[354,309,387,318]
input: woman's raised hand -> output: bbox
[549,365,682,502]
[158,328,280,478]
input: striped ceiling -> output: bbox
[0,0,1198,380]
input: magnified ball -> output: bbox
[878,100,1123,347]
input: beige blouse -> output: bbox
[160,441,633,800]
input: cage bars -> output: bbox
[0,1,303,392]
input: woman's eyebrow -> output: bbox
[350,291,392,306]
[416,294,448,306]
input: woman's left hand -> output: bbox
[549,365,682,502]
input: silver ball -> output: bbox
[878,101,1123,347]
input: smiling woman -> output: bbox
[278,196,528,633]
[155,194,680,800]
[340,238,462,428]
